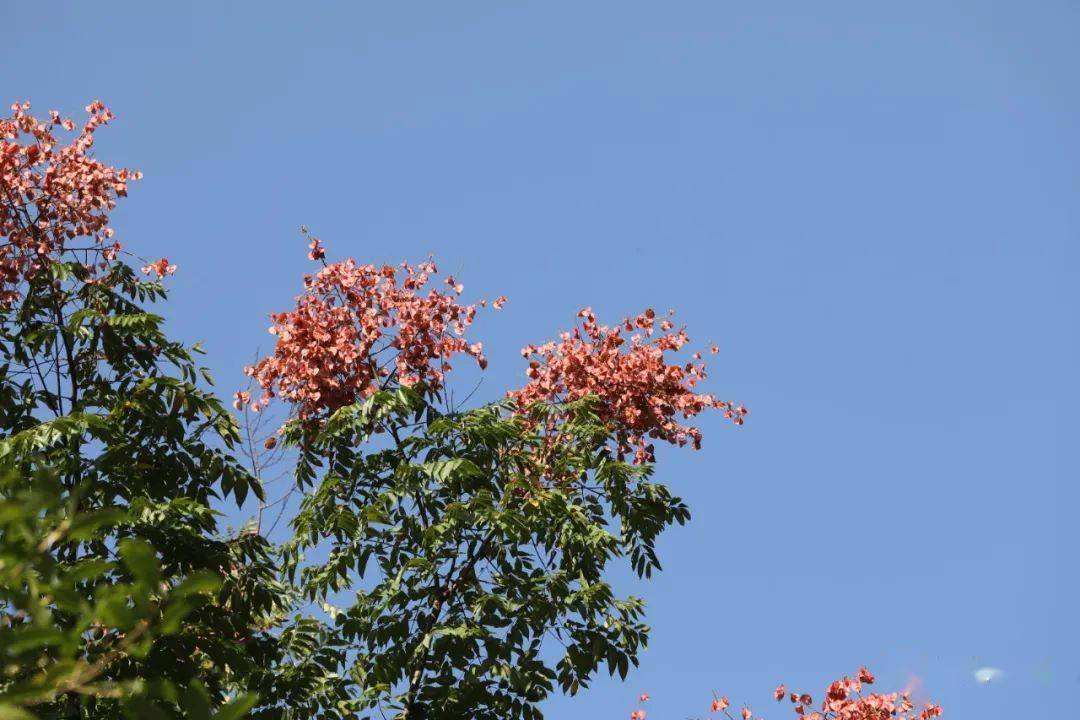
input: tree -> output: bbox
[0,101,283,719]
[2,98,936,720]
[237,242,745,719]
[1,99,743,720]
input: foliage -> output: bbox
[238,237,738,720]
[0,101,286,719]
[0,99,717,720]
[0,469,257,720]
[272,389,689,719]
[0,98,931,720]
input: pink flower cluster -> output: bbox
[778,667,943,720]
[240,243,499,421]
[510,307,746,463]
[141,257,176,279]
[630,667,942,720]
[1,101,141,303]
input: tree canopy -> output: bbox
[0,100,940,720]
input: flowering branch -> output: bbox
[629,667,942,720]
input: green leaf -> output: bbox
[170,571,222,599]
[181,680,212,720]
[0,703,35,720]
[121,695,170,720]
[68,508,128,541]
[211,693,258,720]
[118,539,161,587]
[4,627,67,654]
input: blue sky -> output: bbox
[6,2,1077,717]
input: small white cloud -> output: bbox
[973,667,1004,684]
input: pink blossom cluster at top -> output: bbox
[509,307,746,463]
[775,667,943,720]
[239,244,502,421]
[630,667,942,720]
[1,101,142,304]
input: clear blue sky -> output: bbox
[6,2,1076,717]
